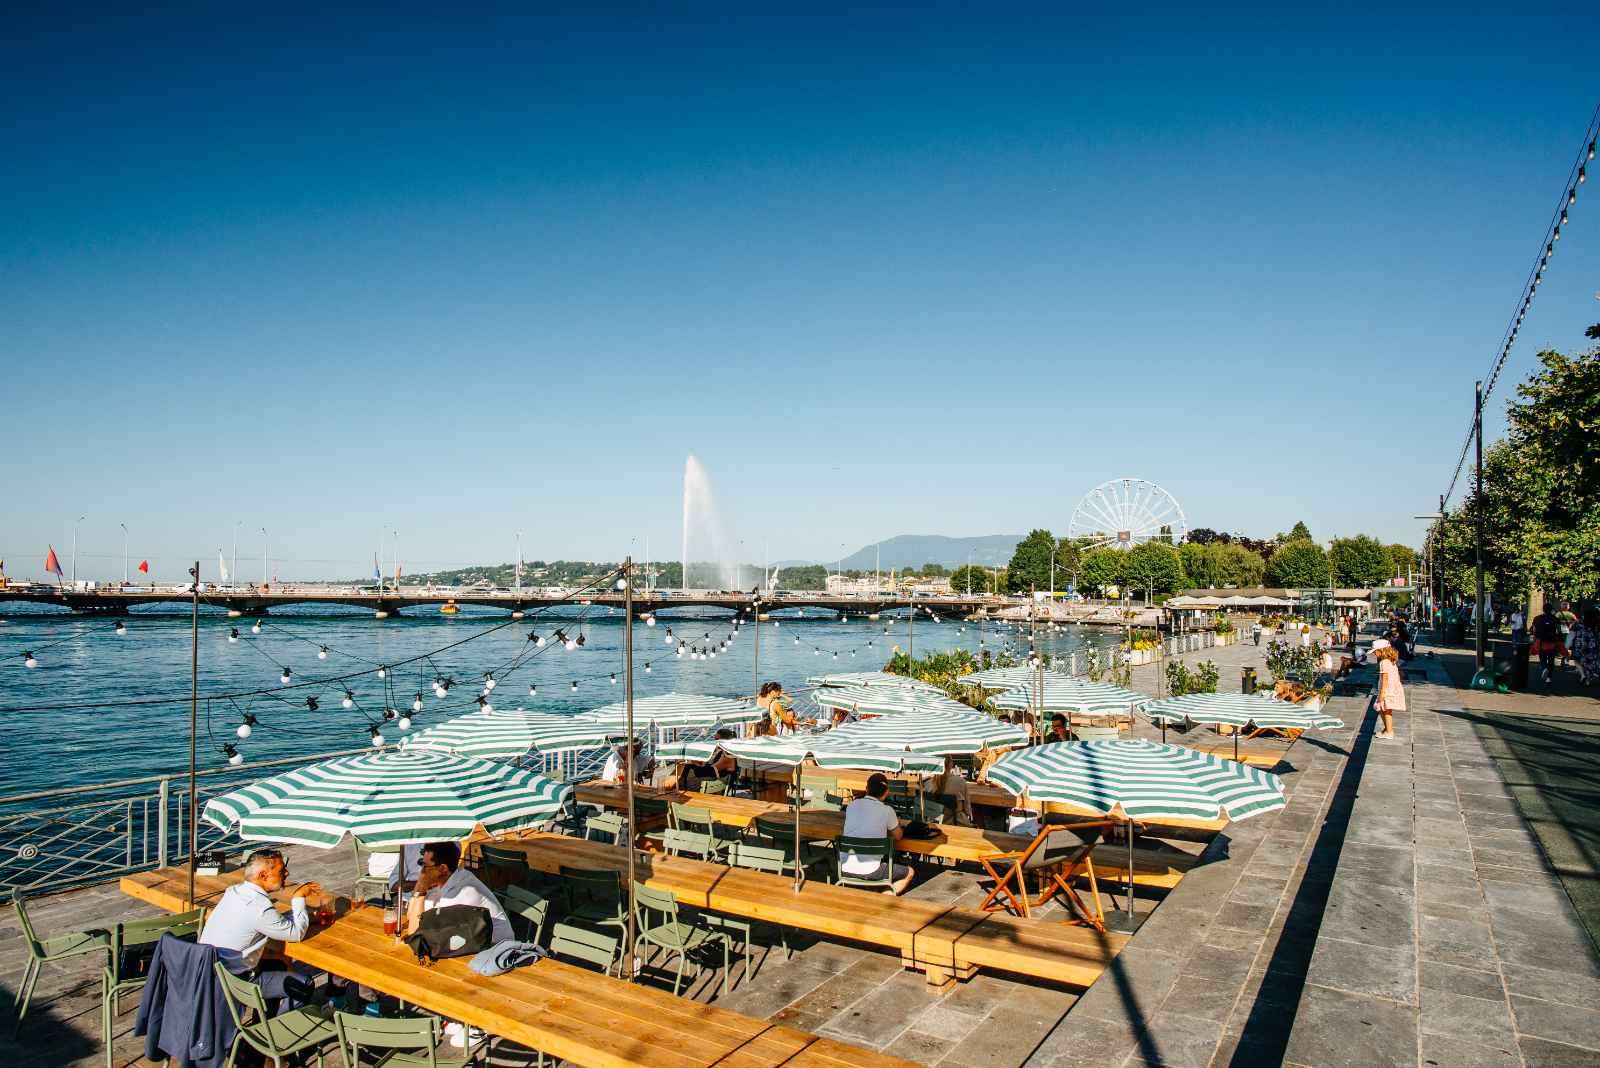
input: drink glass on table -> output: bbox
[382,908,397,936]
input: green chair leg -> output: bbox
[12,957,39,1035]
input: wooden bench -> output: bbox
[484,832,1129,990]
[120,868,914,1068]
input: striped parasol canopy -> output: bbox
[826,710,1030,756]
[810,684,973,719]
[577,692,765,732]
[1140,692,1343,731]
[402,708,614,757]
[956,665,1071,691]
[988,679,1147,718]
[656,733,943,774]
[806,671,944,692]
[202,750,572,848]
[985,739,1285,823]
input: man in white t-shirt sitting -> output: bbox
[840,774,913,895]
[403,841,515,944]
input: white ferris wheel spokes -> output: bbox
[1068,478,1187,549]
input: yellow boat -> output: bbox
[440,600,460,615]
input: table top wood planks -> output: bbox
[483,832,1129,990]
[119,867,914,1068]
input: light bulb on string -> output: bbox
[280,667,292,685]
[483,673,496,691]
[369,726,384,747]
[115,621,127,637]
[236,714,256,739]
[528,683,538,696]
[229,628,239,643]
[412,694,424,712]
[376,666,387,679]
[645,662,652,673]
[251,622,261,635]
[832,651,839,660]
[398,715,411,730]
[793,636,800,645]
[1580,165,1588,184]
[570,680,578,692]
[646,615,656,627]
[317,646,328,660]
[306,696,319,712]
[564,636,578,652]
[530,632,544,647]
[575,634,586,648]
[23,651,37,668]
[772,621,779,628]
[342,691,355,709]
[665,628,674,644]
[609,673,617,685]
[224,744,243,766]
[383,708,397,722]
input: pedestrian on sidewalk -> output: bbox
[1531,606,1567,686]
[1569,607,1600,688]
[1251,620,1262,646]
[1371,638,1404,740]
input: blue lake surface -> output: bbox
[0,601,1119,797]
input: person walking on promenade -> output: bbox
[1371,638,1404,741]
[1568,607,1600,688]
[1251,620,1262,646]
[1531,606,1567,686]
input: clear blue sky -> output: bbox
[4,9,1597,581]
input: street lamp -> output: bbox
[1415,508,1445,629]
[71,515,86,584]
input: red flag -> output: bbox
[138,560,150,574]
[44,546,63,578]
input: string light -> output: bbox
[529,632,545,647]
[398,714,411,730]
[483,673,496,691]
[318,646,328,660]
[665,628,674,644]
[229,628,239,643]
[645,615,656,627]
[609,672,617,684]
[23,652,37,668]
[280,667,292,685]
[570,680,578,691]
[236,714,257,739]
[376,666,387,679]
[342,691,355,709]
[528,684,538,696]
[115,621,127,637]
[250,622,262,635]
[306,696,319,711]
[645,662,652,673]
[412,694,424,712]
[224,743,243,766]
[369,726,384,747]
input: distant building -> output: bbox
[824,575,891,596]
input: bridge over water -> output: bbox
[0,583,1015,620]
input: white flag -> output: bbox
[218,551,229,582]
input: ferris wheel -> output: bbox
[1067,478,1187,550]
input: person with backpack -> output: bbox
[1531,606,1568,685]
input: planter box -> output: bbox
[1124,649,1154,665]
[1302,695,1324,713]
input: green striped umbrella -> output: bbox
[806,671,944,692]
[656,733,944,774]
[1140,693,1342,732]
[579,692,764,731]
[985,739,1284,923]
[403,708,614,757]
[810,684,973,719]
[826,710,1030,756]
[989,680,1146,719]
[202,750,572,848]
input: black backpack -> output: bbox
[404,905,493,963]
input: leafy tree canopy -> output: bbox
[1329,535,1392,587]
[1079,548,1124,594]
[1120,541,1187,596]
[1265,540,1331,587]
[1005,529,1056,593]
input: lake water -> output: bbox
[0,601,1122,797]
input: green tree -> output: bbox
[1005,529,1056,593]
[1217,543,1267,586]
[1054,538,1085,589]
[1265,540,1330,587]
[1179,543,1216,588]
[1120,542,1187,597]
[1078,548,1123,594]
[1328,535,1392,587]
[949,564,999,595]
[1386,544,1417,578]
[1289,521,1312,542]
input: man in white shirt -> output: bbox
[840,774,913,895]
[404,841,514,944]
[199,849,323,1009]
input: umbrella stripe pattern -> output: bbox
[579,693,764,729]
[956,665,1072,690]
[985,739,1285,822]
[203,750,573,848]
[806,671,944,692]
[826,711,1030,755]
[403,709,615,757]
[1140,693,1343,731]
[988,680,1147,716]
[656,733,943,774]
[810,684,973,718]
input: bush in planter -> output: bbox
[1213,613,1234,635]
[1193,660,1220,693]
[1166,660,1193,696]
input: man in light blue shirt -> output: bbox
[199,849,322,1010]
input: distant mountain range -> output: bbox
[778,534,1022,571]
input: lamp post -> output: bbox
[1415,508,1445,631]
[1473,381,1487,669]
[260,527,269,587]
[120,523,128,584]
[71,514,86,584]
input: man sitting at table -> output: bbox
[841,774,914,895]
[1046,714,1071,743]
[199,849,325,1012]
[405,841,515,944]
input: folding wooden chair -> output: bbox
[978,818,1116,929]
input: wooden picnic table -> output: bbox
[120,867,913,1068]
[574,783,1202,882]
[481,832,1130,989]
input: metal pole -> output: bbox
[72,515,85,584]
[232,522,239,591]
[792,764,803,893]
[1474,381,1487,669]
[156,776,170,869]
[752,595,761,700]
[621,559,637,977]
[907,589,914,658]
[188,561,199,907]
[121,523,128,584]
[515,531,522,597]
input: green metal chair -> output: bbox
[582,812,626,845]
[668,803,729,859]
[475,844,531,890]
[499,884,553,945]
[332,1010,479,1067]
[751,815,826,877]
[557,866,627,962]
[548,921,621,974]
[102,909,205,1067]
[661,826,718,862]
[696,779,728,796]
[11,891,110,1037]
[214,963,338,1068]
[352,839,401,902]
[704,843,791,983]
[833,835,898,892]
[631,882,731,997]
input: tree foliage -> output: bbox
[1265,540,1331,587]
[1005,529,1057,593]
[1079,548,1124,594]
[1386,544,1417,577]
[1178,541,1267,588]
[949,564,1001,595]
[1119,542,1187,596]
[1328,535,1392,587]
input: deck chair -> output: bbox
[11,892,110,1037]
[558,865,627,959]
[833,835,897,892]
[333,1011,478,1067]
[214,962,338,1068]
[978,817,1114,929]
[708,842,792,981]
[583,812,627,845]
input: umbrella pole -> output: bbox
[187,561,199,910]
[622,560,637,979]
[1234,729,1240,763]
[1126,817,1135,923]
[792,764,803,893]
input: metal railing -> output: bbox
[0,746,374,895]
